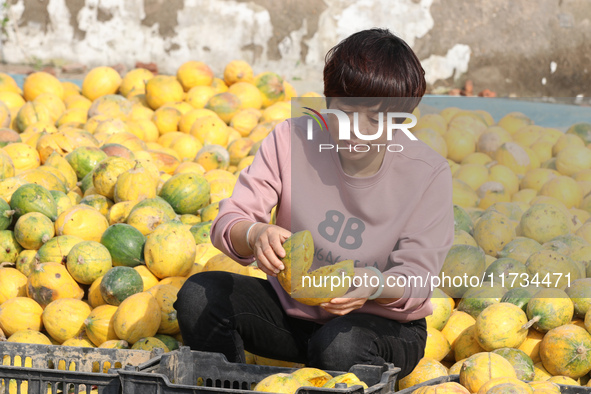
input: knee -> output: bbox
[174,271,233,322]
[307,321,377,371]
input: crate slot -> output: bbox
[0,341,162,394]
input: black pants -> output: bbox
[174,271,427,378]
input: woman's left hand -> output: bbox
[320,267,378,315]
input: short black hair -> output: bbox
[323,28,426,113]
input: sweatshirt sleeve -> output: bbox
[378,161,454,313]
[210,121,290,265]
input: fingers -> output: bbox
[320,285,369,315]
[253,225,291,276]
[269,229,290,262]
[274,228,292,259]
[320,298,366,316]
[254,239,282,276]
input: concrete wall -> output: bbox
[0,0,589,97]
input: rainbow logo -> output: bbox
[303,107,328,131]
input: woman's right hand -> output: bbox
[249,223,292,277]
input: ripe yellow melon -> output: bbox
[553,133,585,156]
[128,102,154,120]
[253,373,304,394]
[0,72,23,94]
[146,76,184,110]
[262,102,290,123]
[452,178,479,208]
[520,168,559,192]
[113,162,157,203]
[82,67,122,101]
[497,112,533,134]
[0,268,27,304]
[14,211,55,250]
[210,77,229,94]
[424,327,451,361]
[448,113,488,141]
[88,95,132,120]
[495,142,532,176]
[62,335,95,348]
[135,265,160,291]
[7,329,52,345]
[475,303,528,351]
[144,222,196,278]
[93,156,135,199]
[34,92,66,122]
[461,152,493,166]
[516,328,544,364]
[119,68,154,98]
[190,115,230,146]
[441,311,477,352]
[525,287,575,332]
[61,81,82,100]
[127,119,159,142]
[65,94,92,111]
[454,164,489,191]
[224,60,254,86]
[539,175,583,209]
[477,182,511,210]
[473,210,516,257]
[55,205,109,242]
[113,291,161,344]
[253,72,285,108]
[445,128,476,163]
[512,125,545,148]
[398,358,449,390]
[15,101,53,132]
[0,297,43,336]
[23,71,64,101]
[477,377,534,394]
[146,284,180,335]
[42,298,92,343]
[556,145,591,176]
[538,127,564,145]
[459,352,517,393]
[3,142,40,174]
[88,276,106,308]
[228,82,263,110]
[84,304,119,346]
[454,325,485,361]
[488,164,519,195]
[539,324,591,379]
[519,203,571,243]
[530,140,554,163]
[205,92,242,124]
[152,106,182,135]
[177,61,214,91]
[56,108,88,127]
[185,85,216,109]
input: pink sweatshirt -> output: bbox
[211,116,454,324]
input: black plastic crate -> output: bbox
[0,341,164,393]
[116,346,400,394]
[395,375,591,394]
